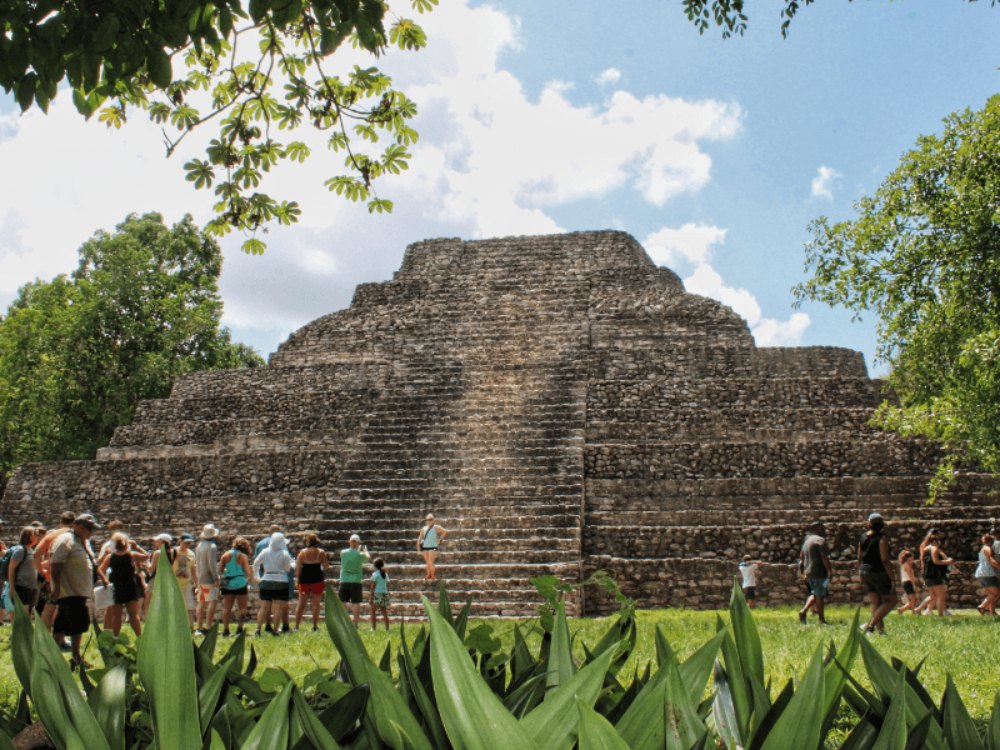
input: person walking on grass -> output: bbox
[218,536,254,636]
[738,555,760,608]
[340,534,370,626]
[417,514,446,580]
[295,533,331,631]
[369,557,390,631]
[7,527,41,620]
[974,533,1000,616]
[798,522,832,625]
[254,532,294,635]
[858,512,896,635]
[896,550,920,614]
[920,533,955,616]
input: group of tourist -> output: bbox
[738,514,1000,635]
[0,510,449,665]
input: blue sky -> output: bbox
[1,0,998,374]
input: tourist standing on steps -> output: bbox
[50,513,105,669]
[340,534,370,626]
[417,514,447,580]
[738,555,760,608]
[195,524,221,634]
[858,512,896,634]
[7,527,41,619]
[295,532,331,631]
[218,536,254,636]
[798,521,832,625]
[254,532,294,635]
[974,534,1000,616]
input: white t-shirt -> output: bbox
[738,562,758,588]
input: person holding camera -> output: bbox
[339,534,371,626]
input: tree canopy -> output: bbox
[0,213,263,486]
[795,95,1000,494]
[0,0,435,253]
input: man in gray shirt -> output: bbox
[798,522,832,625]
[194,524,221,634]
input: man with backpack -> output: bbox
[34,511,76,632]
[50,513,106,668]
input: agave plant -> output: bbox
[3,550,1000,749]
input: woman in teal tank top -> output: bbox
[218,537,254,636]
[416,514,447,580]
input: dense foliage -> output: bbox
[795,95,1000,496]
[3,557,1000,748]
[0,213,263,486]
[0,0,434,253]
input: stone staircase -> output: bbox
[2,230,995,618]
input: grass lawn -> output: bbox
[2,604,998,720]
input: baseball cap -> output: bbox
[349,534,361,543]
[75,513,100,529]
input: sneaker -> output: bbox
[942,609,953,617]
[281,624,290,633]
[798,612,807,625]
[194,629,205,636]
[221,630,231,638]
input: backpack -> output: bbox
[0,545,19,583]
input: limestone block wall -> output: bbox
[2,230,996,618]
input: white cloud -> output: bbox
[0,0,744,356]
[595,68,622,86]
[644,223,727,269]
[683,263,811,347]
[810,165,842,199]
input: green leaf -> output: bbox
[679,628,724,701]
[546,599,575,694]
[941,674,986,750]
[663,656,708,750]
[147,48,173,89]
[423,596,540,750]
[872,668,908,750]
[717,619,752,739]
[988,692,1000,750]
[291,687,342,750]
[10,591,34,698]
[29,619,111,750]
[325,590,432,750]
[758,646,825,750]
[88,664,127,750]
[521,645,617,750]
[729,580,764,686]
[823,608,861,733]
[712,660,742,750]
[199,653,237,736]
[136,546,202,750]
[577,696,631,750]
[241,680,292,750]
[399,626,449,750]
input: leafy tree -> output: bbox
[682,0,994,38]
[0,0,435,253]
[794,95,1000,495]
[0,212,263,486]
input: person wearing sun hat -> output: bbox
[50,513,105,667]
[195,524,221,633]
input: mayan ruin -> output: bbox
[2,230,996,617]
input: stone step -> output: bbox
[319,549,580,565]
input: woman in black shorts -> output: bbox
[218,536,254,636]
[98,532,148,636]
[858,512,896,634]
[253,533,294,635]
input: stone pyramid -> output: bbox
[3,231,996,616]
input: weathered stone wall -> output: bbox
[2,230,996,618]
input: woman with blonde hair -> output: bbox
[295,532,331,631]
[416,514,447,580]
[98,532,148,636]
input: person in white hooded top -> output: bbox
[253,532,294,635]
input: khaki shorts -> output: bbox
[198,584,219,603]
[181,585,196,610]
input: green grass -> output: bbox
[2,605,998,720]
